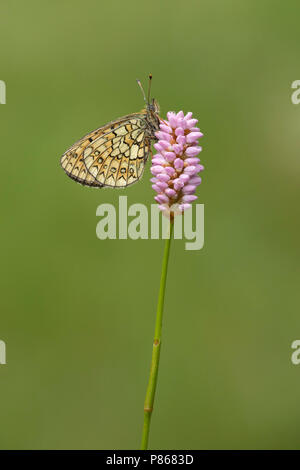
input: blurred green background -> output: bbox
[1,0,300,450]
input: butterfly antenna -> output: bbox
[147,73,152,103]
[136,79,147,103]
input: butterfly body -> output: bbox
[60,99,160,189]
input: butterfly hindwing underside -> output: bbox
[60,103,160,189]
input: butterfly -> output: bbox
[60,76,160,188]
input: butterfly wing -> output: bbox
[60,113,152,188]
[60,127,105,187]
[83,114,151,188]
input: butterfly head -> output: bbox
[148,98,160,115]
[137,74,160,134]
[137,75,160,114]
[137,75,160,133]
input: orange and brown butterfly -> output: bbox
[60,75,160,188]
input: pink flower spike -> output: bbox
[194,164,203,173]
[151,165,165,175]
[189,176,202,186]
[173,143,183,154]
[168,114,178,128]
[185,146,202,157]
[186,132,203,144]
[154,142,164,152]
[150,110,204,215]
[160,124,172,134]
[185,158,200,165]
[156,131,172,142]
[165,166,176,177]
[175,127,184,136]
[174,158,184,170]
[176,111,185,119]
[157,174,170,183]
[165,188,177,198]
[167,111,176,121]
[183,165,197,175]
[179,118,188,130]
[173,179,184,191]
[159,140,171,150]
[186,118,198,127]
[182,195,198,202]
[179,174,190,183]
[176,118,185,129]
[152,156,166,165]
[155,195,169,204]
[164,152,176,162]
[182,185,197,194]
[176,135,186,145]
[156,182,168,191]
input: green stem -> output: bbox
[141,221,174,450]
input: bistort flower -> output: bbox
[151,111,204,216]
